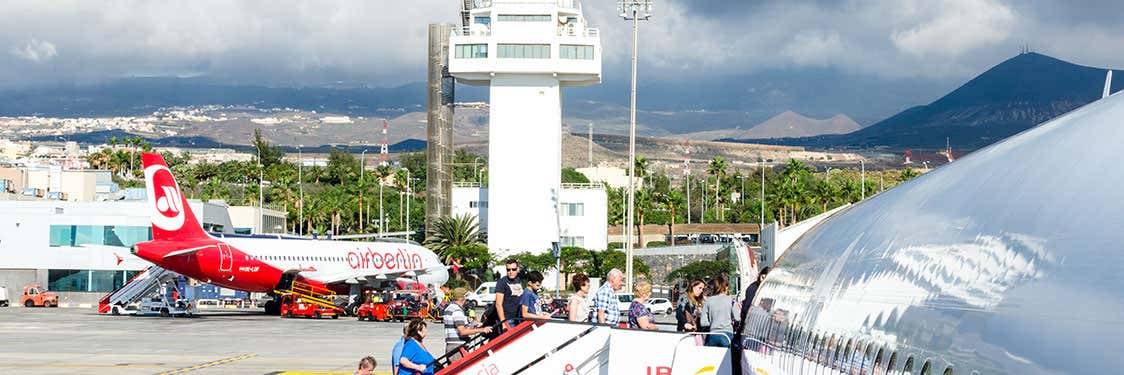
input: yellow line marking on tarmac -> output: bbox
[0,363,164,369]
[271,373,392,375]
[157,353,257,375]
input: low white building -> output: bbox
[0,200,233,300]
[576,166,637,189]
[227,205,288,234]
[452,182,608,258]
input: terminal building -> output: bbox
[0,199,283,304]
[452,182,608,252]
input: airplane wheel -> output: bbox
[315,311,322,319]
[331,314,339,319]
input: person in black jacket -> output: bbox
[739,267,770,322]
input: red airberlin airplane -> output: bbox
[131,153,448,313]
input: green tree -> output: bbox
[251,128,285,167]
[707,156,728,221]
[656,190,685,244]
[666,260,733,283]
[324,148,357,185]
[901,167,920,181]
[425,214,485,258]
[561,167,590,184]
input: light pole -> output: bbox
[619,0,652,291]
[686,175,691,224]
[860,160,866,200]
[360,149,368,181]
[760,160,765,229]
[256,148,263,234]
[298,145,303,236]
[404,168,411,236]
[473,156,483,184]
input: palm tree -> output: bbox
[815,178,841,213]
[634,156,650,188]
[634,187,653,248]
[657,190,685,245]
[425,214,485,260]
[707,156,728,221]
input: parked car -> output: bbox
[645,298,673,315]
[21,285,58,308]
[465,282,497,310]
[616,293,634,313]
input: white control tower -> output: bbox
[449,0,601,256]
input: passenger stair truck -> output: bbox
[98,265,177,315]
[273,280,344,315]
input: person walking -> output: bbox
[391,325,408,375]
[701,276,735,347]
[519,271,552,320]
[628,281,658,330]
[593,268,623,325]
[676,279,706,332]
[494,258,524,328]
[739,267,770,322]
[398,318,435,375]
[568,273,591,322]
[444,288,492,355]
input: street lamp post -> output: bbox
[619,0,652,291]
[473,157,483,184]
[686,176,691,224]
[298,145,303,236]
[860,160,866,200]
[760,160,765,229]
[256,148,263,234]
[404,168,410,236]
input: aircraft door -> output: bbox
[218,243,233,272]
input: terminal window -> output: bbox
[562,202,584,216]
[455,44,488,59]
[498,44,551,59]
[560,45,594,60]
[497,14,552,22]
[49,225,151,247]
[48,269,138,292]
[561,236,585,248]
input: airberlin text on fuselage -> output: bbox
[347,248,423,271]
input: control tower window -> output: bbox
[456,44,488,59]
[498,44,551,59]
[474,17,490,25]
[497,14,551,22]
[560,45,594,60]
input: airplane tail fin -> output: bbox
[142,153,209,241]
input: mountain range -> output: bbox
[727,53,1124,150]
[680,111,861,140]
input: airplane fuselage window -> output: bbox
[943,367,953,375]
[903,356,915,375]
[921,360,932,375]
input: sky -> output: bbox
[2,0,1124,90]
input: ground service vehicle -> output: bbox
[388,291,441,321]
[279,294,339,319]
[21,285,58,307]
[464,282,496,310]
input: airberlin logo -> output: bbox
[347,248,423,271]
[145,164,186,231]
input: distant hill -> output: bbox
[728,53,1124,150]
[681,111,860,140]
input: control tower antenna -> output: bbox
[449,0,602,259]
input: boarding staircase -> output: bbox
[98,265,177,314]
[273,280,342,312]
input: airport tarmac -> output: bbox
[0,307,446,375]
[0,306,679,374]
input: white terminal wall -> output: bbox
[0,200,233,270]
[452,186,607,256]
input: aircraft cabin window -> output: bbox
[886,352,897,374]
[874,347,885,374]
[943,367,953,375]
[862,344,874,374]
[903,356,915,375]
[841,339,853,369]
[921,360,932,375]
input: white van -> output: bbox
[465,282,497,310]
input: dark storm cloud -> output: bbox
[1,0,1122,89]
